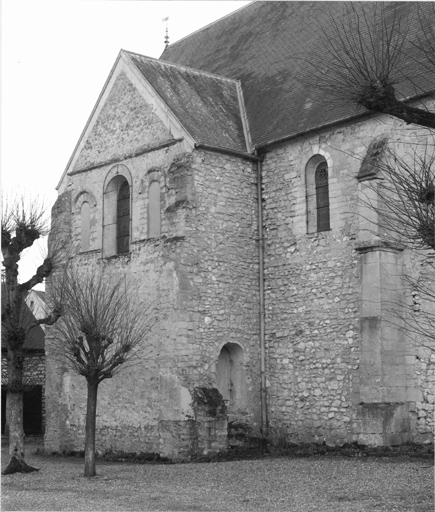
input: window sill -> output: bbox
[306,229,331,238]
[78,249,101,255]
[104,252,132,261]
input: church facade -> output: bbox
[45,2,434,456]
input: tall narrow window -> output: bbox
[103,166,132,257]
[315,162,330,232]
[148,180,161,238]
[80,201,90,251]
[306,155,331,233]
[117,180,130,254]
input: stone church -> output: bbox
[45,2,434,457]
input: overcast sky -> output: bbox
[1,0,250,283]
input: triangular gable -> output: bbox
[58,51,249,190]
[58,51,195,189]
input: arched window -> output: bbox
[148,180,161,238]
[103,165,132,257]
[315,162,330,232]
[74,191,97,254]
[117,180,130,254]
[80,201,90,251]
[306,155,331,233]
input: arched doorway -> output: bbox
[216,343,246,414]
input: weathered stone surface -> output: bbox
[46,129,260,456]
[73,72,173,173]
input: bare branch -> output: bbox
[49,264,155,384]
[296,2,435,128]
[18,257,54,294]
[363,139,435,251]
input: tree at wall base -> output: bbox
[2,455,39,475]
[1,197,63,475]
[50,265,154,477]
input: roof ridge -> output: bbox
[163,1,254,51]
[123,50,239,84]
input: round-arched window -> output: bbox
[117,179,130,254]
[314,162,330,232]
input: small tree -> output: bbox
[49,265,154,477]
[1,197,62,475]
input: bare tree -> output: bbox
[49,264,154,477]
[1,197,62,475]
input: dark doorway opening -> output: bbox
[1,385,43,436]
[1,386,7,435]
[24,386,43,435]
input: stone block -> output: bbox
[357,402,411,445]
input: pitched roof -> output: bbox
[126,52,248,153]
[161,1,435,149]
[1,285,45,351]
[31,290,46,302]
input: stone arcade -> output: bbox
[46,2,434,458]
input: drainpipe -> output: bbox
[256,158,268,438]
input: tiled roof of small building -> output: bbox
[126,52,248,153]
[32,290,46,301]
[1,285,45,351]
[161,1,435,148]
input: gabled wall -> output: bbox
[46,78,262,455]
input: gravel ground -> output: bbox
[1,444,433,512]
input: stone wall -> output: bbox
[46,141,261,455]
[261,109,434,445]
[1,353,45,387]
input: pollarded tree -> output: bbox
[1,197,63,475]
[308,2,435,129]
[49,264,155,477]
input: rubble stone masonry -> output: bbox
[46,139,261,455]
[261,109,434,445]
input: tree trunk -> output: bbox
[2,390,39,475]
[380,101,435,131]
[2,354,39,475]
[84,380,99,477]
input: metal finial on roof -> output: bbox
[162,17,170,49]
